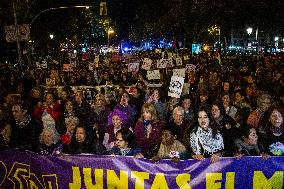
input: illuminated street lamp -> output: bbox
[49,34,54,40]
[107,28,114,47]
[247,28,253,35]
[27,5,92,64]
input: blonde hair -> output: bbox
[65,116,79,126]
[140,103,158,121]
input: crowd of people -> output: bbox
[0,49,283,163]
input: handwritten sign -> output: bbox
[172,68,185,77]
[147,70,160,80]
[168,76,185,98]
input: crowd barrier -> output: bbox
[0,149,284,189]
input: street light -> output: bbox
[29,6,92,29]
[247,28,253,35]
[28,5,92,64]
[49,34,54,40]
[107,28,114,48]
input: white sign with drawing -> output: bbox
[168,76,185,98]
[172,68,185,77]
[147,70,160,80]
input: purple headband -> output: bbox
[108,109,128,126]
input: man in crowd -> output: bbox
[9,101,43,151]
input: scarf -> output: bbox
[270,124,284,136]
[16,115,31,129]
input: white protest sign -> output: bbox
[157,59,168,69]
[147,70,160,80]
[168,76,184,98]
[185,64,196,73]
[172,68,185,77]
[175,57,183,66]
[166,58,174,68]
[128,62,140,72]
[142,58,152,70]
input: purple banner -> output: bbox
[0,149,284,189]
